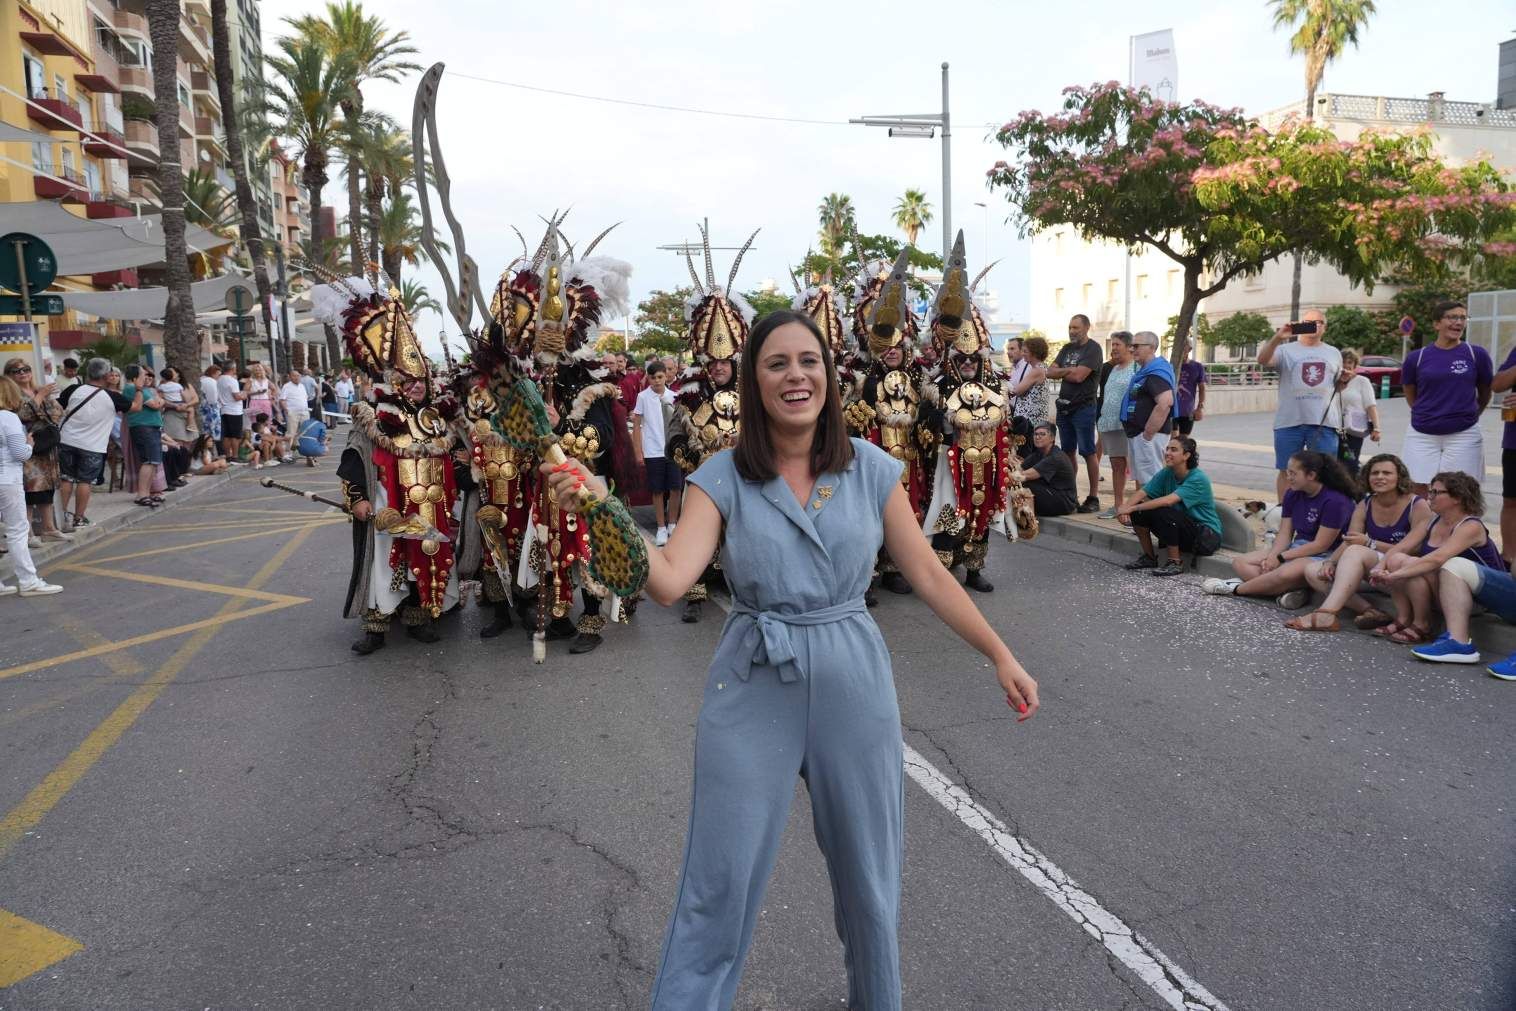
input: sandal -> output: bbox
[1354,608,1394,631]
[1388,623,1433,645]
[1285,610,1340,632]
[133,497,156,507]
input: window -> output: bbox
[54,74,68,103]
[31,141,50,173]
[1106,278,1118,302]
[61,148,75,175]
[1136,274,1149,299]
[84,161,100,195]
[22,53,46,98]
[1055,231,1065,255]
[1081,283,1092,305]
[178,82,191,108]
[1054,287,1065,310]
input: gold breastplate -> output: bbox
[946,381,1006,452]
[557,422,601,465]
[692,389,740,452]
[875,370,919,460]
[475,438,528,504]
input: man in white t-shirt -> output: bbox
[217,368,246,460]
[632,361,680,545]
[56,357,139,530]
[1259,307,1341,502]
[279,368,309,449]
[334,371,354,413]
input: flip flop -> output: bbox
[1388,623,1433,645]
[1285,610,1340,632]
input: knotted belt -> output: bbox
[713,598,869,683]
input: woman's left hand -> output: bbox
[1259,554,1280,573]
[539,458,608,508]
[997,657,1039,723]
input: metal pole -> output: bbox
[940,62,952,258]
[12,239,39,376]
[275,243,294,377]
[1122,37,1133,333]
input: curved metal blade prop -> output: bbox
[412,63,490,337]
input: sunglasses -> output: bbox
[5,366,32,374]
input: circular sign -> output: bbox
[1399,315,1415,335]
[0,232,58,293]
[224,284,255,314]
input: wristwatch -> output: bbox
[1275,553,1287,565]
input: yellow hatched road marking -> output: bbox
[76,522,339,566]
[0,908,82,986]
[53,565,308,605]
[0,613,144,730]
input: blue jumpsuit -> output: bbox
[650,438,906,1010]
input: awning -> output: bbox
[0,200,232,274]
[0,122,63,145]
[59,273,255,320]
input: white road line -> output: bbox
[903,746,1229,1011]
[703,585,1228,1009]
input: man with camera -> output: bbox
[1260,308,1341,502]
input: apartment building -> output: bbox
[268,138,307,257]
[1029,47,1516,361]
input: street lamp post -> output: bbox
[850,62,952,256]
[973,200,989,264]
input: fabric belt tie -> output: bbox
[717,598,868,683]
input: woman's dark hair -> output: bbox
[1023,335,1049,362]
[1172,435,1199,470]
[733,309,853,482]
[1359,453,1411,496]
[1289,450,1359,499]
[191,433,213,456]
[160,366,179,382]
[1431,299,1466,322]
[1431,470,1484,516]
[1031,421,1056,439]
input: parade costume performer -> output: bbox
[841,248,935,597]
[538,309,1042,1011]
[491,219,635,655]
[316,276,464,655]
[665,219,758,624]
[920,232,1036,593]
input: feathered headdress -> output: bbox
[791,271,849,362]
[310,275,431,387]
[684,219,759,363]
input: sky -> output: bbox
[256,0,1515,355]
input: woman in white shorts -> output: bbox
[1399,300,1490,491]
[1295,454,1429,631]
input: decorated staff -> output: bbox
[919,232,1036,593]
[664,219,758,624]
[841,248,934,597]
[311,275,464,655]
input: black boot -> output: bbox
[681,599,703,623]
[351,631,385,655]
[569,632,603,654]
[964,569,994,593]
[881,571,913,595]
[543,616,576,640]
[406,621,441,643]
[480,601,514,639]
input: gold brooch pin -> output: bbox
[817,486,834,501]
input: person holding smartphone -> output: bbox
[1259,308,1341,503]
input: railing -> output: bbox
[1323,92,1516,128]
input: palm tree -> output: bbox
[373,190,449,288]
[261,36,355,364]
[211,0,275,379]
[181,169,238,231]
[78,335,141,368]
[145,0,198,377]
[816,193,856,259]
[288,2,419,276]
[397,278,440,317]
[358,125,413,267]
[1270,0,1377,320]
[892,189,934,247]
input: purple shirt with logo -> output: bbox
[1402,341,1493,435]
[1501,347,1516,451]
[1177,360,1207,417]
[1283,486,1353,547]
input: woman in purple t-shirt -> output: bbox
[1203,450,1357,604]
[1370,470,1505,644]
[1399,300,1490,493]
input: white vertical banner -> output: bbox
[1131,29,1178,103]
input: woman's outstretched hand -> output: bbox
[539,458,609,507]
[998,656,1039,723]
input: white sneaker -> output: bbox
[668,522,677,537]
[1202,577,1242,596]
[19,582,62,596]
[654,525,669,547]
[27,535,42,548]
[43,529,74,542]
[1276,589,1310,610]
[254,462,264,470]
[267,459,281,468]
[0,584,17,597]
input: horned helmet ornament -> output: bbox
[930,230,995,359]
[684,219,759,364]
[860,247,918,361]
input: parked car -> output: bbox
[1356,355,1402,397]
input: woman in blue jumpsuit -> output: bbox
[543,310,1040,1010]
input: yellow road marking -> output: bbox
[41,530,130,573]
[119,517,319,532]
[54,565,308,605]
[194,504,332,516]
[76,522,339,566]
[0,612,149,730]
[0,525,315,860]
[0,908,82,986]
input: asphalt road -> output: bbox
[2,471,1512,1009]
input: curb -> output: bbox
[3,469,239,577]
[1033,515,1516,661]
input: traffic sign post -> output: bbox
[0,232,59,377]
[224,285,256,372]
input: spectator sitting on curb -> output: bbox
[1292,453,1428,632]
[1117,435,1221,576]
[1368,471,1506,647]
[249,414,285,469]
[191,434,227,475]
[1203,450,1357,608]
[1418,553,1516,678]
[1019,422,1078,517]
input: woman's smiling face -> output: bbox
[756,321,827,434]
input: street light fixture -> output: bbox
[850,62,952,256]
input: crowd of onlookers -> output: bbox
[0,354,343,598]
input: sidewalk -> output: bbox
[0,466,238,580]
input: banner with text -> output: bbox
[1131,29,1178,103]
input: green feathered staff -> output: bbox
[489,375,649,662]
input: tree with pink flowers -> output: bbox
[989,83,1516,365]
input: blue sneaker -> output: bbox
[1410,633,1480,664]
[1487,653,1516,681]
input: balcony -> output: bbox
[26,97,84,132]
[34,167,89,203]
[113,8,148,37]
[178,17,210,61]
[178,101,194,138]
[118,63,152,96]
[19,28,74,56]
[77,43,120,94]
[86,195,134,218]
[128,175,156,201]
[190,70,220,109]
[84,127,127,158]
[91,268,140,288]
[124,119,159,162]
